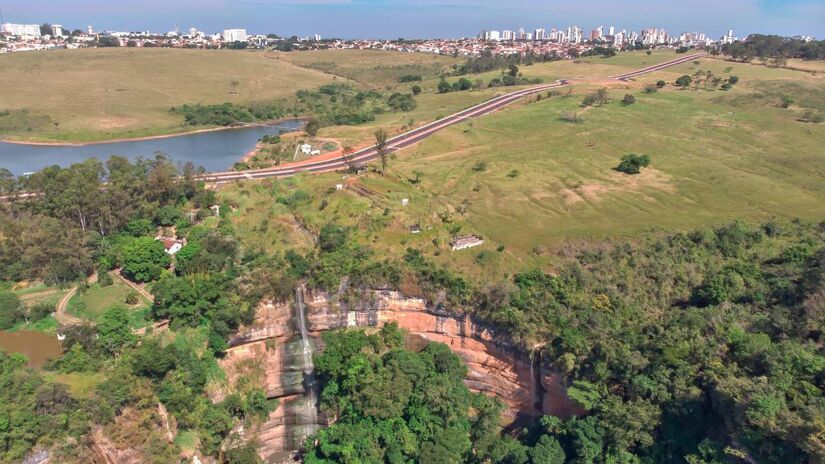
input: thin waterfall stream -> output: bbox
[294,287,319,441]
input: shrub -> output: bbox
[559,111,581,123]
[644,85,658,93]
[0,292,24,329]
[615,153,651,175]
[656,80,667,88]
[399,75,422,83]
[411,85,422,95]
[387,93,417,112]
[124,291,140,305]
[28,301,54,321]
[98,271,114,287]
[437,79,452,94]
[622,94,636,105]
[472,161,488,172]
[675,75,692,88]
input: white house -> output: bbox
[300,143,313,155]
[401,198,409,206]
[159,238,185,255]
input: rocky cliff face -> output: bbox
[220,290,582,460]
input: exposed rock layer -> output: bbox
[221,290,582,460]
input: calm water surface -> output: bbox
[0,120,304,176]
[0,329,63,367]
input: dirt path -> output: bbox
[55,273,98,326]
[114,270,154,303]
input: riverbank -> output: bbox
[0,118,307,147]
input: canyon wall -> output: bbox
[220,289,582,461]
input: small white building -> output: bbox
[300,143,313,155]
[450,235,484,251]
[401,198,409,206]
[335,184,344,191]
[209,204,221,216]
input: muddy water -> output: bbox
[0,330,63,367]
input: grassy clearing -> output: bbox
[67,273,151,325]
[0,48,336,142]
[48,372,106,398]
[282,49,459,87]
[222,57,825,279]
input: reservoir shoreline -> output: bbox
[0,117,308,147]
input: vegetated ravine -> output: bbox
[221,286,583,460]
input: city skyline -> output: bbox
[0,0,822,40]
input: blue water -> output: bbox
[0,120,304,176]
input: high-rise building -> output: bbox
[87,25,94,35]
[223,28,248,43]
[534,28,545,40]
[51,25,64,37]
[609,26,615,36]
[517,28,526,40]
[502,30,514,40]
[1,23,41,37]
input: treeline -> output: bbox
[0,156,204,283]
[171,83,420,130]
[170,102,286,126]
[722,34,825,61]
[454,49,563,75]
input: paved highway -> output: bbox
[199,53,705,183]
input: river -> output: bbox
[0,330,63,367]
[0,120,304,176]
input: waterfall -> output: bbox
[294,287,319,441]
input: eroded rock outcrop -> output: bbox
[221,289,582,460]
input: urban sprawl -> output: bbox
[0,20,818,57]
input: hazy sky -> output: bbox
[1,0,823,39]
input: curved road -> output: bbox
[198,52,706,183]
[0,53,705,201]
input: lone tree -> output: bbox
[304,118,320,137]
[675,75,693,89]
[615,154,651,175]
[374,129,389,176]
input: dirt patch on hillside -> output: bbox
[560,168,674,206]
[95,117,138,130]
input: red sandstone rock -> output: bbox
[222,289,577,461]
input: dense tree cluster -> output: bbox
[461,220,825,463]
[722,34,825,62]
[171,102,286,126]
[0,155,204,284]
[306,323,526,463]
[614,153,651,174]
[454,49,562,75]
